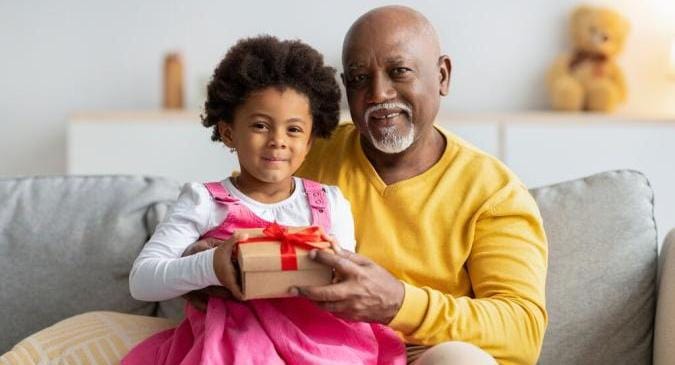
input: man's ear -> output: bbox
[218,121,235,148]
[438,55,452,96]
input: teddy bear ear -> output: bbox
[571,5,593,28]
[620,15,630,38]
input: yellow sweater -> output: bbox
[297,123,548,365]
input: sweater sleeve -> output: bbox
[388,182,548,365]
[129,182,223,301]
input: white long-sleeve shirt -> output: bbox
[129,177,356,301]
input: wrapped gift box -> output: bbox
[235,225,333,300]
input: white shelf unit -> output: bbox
[68,111,675,244]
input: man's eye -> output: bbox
[349,74,367,83]
[392,67,411,76]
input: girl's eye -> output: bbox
[252,122,268,130]
[288,126,304,134]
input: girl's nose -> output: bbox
[268,129,287,148]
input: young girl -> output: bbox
[122,36,405,365]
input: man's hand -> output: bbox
[182,285,233,311]
[292,249,405,324]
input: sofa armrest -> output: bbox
[654,228,675,365]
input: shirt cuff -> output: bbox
[388,281,430,335]
[201,248,221,286]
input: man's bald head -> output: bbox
[342,5,441,64]
[340,6,451,156]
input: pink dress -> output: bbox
[122,179,406,365]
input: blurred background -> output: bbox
[2,0,675,176]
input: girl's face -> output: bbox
[219,87,313,190]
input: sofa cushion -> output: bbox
[0,311,176,364]
[0,175,179,353]
[531,170,657,364]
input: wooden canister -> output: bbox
[163,52,184,109]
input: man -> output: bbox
[290,6,548,365]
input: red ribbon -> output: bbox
[237,223,329,271]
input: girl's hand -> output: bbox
[182,237,224,257]
[320,233,342,254]
[319,233,343,283]
[213,232,249,300]
[181,237,236,310]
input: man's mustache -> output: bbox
[364,102,412,123]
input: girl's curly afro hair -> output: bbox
[202,35,341,141]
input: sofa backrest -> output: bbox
[531,170,657,364]
[0,171,659,361]
[0,175,180,352]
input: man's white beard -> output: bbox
[368,123,415,154]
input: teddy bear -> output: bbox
[547,6,630,112]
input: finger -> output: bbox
[182,242,206,257]
[321,235,342,254]
[183,292,207,312]
[295,281,352,302]
[191,301,206,312]
[319,231,334,243]
[203,286,233,299]
[334,249,372,265]
[183,238,223,257]
[204,237,226,248]
[330,244,342,255]
[309,249,361,275]
[230,231,250,243]
[331,271,341,284]
[213,246,243,300]
[225,266,244,300]
[228,284,243,300]
[316,300,351,315]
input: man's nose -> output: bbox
[367,73,395,103]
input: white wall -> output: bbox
[1,0,675,176]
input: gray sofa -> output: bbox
[1,171,674,364]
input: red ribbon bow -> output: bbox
[237,223,329,271]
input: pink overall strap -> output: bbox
[202,181,271,241]
[301,179,332,233]
[203,181,239,204]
